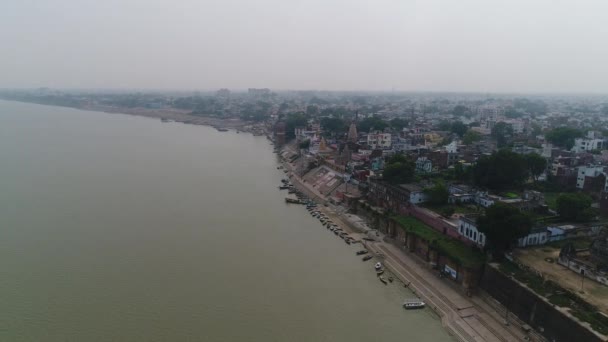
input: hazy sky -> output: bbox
[2,0,608,93]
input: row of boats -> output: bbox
[306,205,360,245]
[277,169,425,311]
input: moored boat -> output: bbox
[379,276,388,284]
[356,250,368,255]
[403,299,425,310]
[374,262,383,271]
[362,255,373,261]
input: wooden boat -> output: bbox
[376,269,384,275]
[362,255,373,261]
[285,198,303,204]
[379,276,388,284]
[356,250,368,255]
[403,299,425,310]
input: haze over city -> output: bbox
[2,0,608,93]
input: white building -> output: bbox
[367,131,392,150]
[458,216,486,247]
[576,164,605,189]
[399,184,429,204]
[517,227,549,247]
[505,119,525,134]
[445,140,459,154]
[572,138,604,153]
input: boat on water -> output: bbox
[279,185,290,190]
[374,262,383,271]
[388,276,394,283]
[356,250,368,255]
[285,198,304,204]
[362,255,373,261]
[216,128,229,132]
[403,299,425,310]
[379,276,388,284]
[376,269,384,275]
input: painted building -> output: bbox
[367,131,392,150]
[415,157,433,173]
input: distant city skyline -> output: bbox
[2,0,608,93]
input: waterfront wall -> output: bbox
[480,265,605,342]
[400,205,468,242]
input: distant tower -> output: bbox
[347,121,358,144]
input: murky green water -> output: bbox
[0,100,453,341]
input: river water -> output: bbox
[0,100,453,341]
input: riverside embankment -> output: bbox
[278,146,544,342]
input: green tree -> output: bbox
[473,150,528,191]
[462,130,482,145]
[452,105,470,117]
[504,106,524,118]
[451,121,468,137]
[437,120,452,131]
[525,153,547,181]
[424,182,449,205]
[320,117,347,135]
[545,127,583,150]
[285,113,308,140]
[389,118,408,131]
[358,116,388,133]
[306,105,319,115]
[556,193,594,222]
[491,122,513,148]
[382,155,415,184]
[477,203,533,259]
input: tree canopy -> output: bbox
[477,203,534,258]
[451,121,468,137]
[473,150,528,191]
[284,113,308,140]
[452,105,471,117]
[382,154,415,184]
[545,127,583,150]
[525,153,547,181]
[556,193,594,222]
[462,130,482,145]
[424,182,449,205]
[389,118,408,131]
[320,117,347,135]
[358,116,388,133]
[491,122,513,148]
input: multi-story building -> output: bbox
[576,164,605,190]
[572,138,604,153]
[367,131,392,150]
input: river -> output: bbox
[0,100,453,341]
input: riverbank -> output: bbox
[276,145,544,342]
[0,98,264,133]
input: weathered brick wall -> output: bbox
[480,266,605,342]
